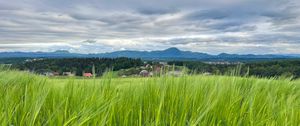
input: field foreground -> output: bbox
[0,70,300,126]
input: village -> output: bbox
[41,61,186,78]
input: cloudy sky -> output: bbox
[0,0,300,54]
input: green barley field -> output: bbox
[1,69,300,126]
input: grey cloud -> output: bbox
[137,7,179,15]
[83,40,97,44]
[0,0,300,54]
[186,10,229,20]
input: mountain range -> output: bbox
[0,47,299,61]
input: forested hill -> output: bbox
[0,48,299,61]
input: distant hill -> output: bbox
[0,48,299,61]
[97,47,212,60]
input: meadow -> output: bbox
[0,69,300,126]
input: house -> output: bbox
[43,71,60,76]
[159,62,168,66]
[53,72,60,76]
[145,64,152,69]
[63,72,75,76]
[141,64,153,69]
[83,73,93,77]
[140,70,149,77]
[43,72,54,76]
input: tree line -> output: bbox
[168,60,300,78]
[12,57,143,76]
[3,57,300,78]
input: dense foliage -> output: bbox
[168,60,300,78]
[245,60,300,78]
[0,58,29,64]
[13,57,143,76]
[3,58,300,78]
[0,70,300,125]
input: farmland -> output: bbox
[1,69,300,125]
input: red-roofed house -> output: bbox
[83,73,93,77]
